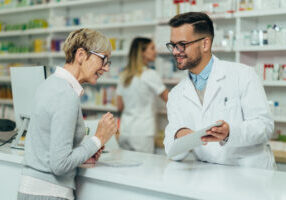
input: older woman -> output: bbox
[17,28,117,200]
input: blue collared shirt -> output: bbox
[189,56,214,91]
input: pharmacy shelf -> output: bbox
[0,99,13,105]
[263,81,286,87]
[112,50,128,57]
[235,8,286,18]
[0,28,49,38]
[81,105,118,112]
[0,0,113,15]
[49,52,65,58]
[0,21,157,38]
[0,52,49,60]
[51,50,128,58]
[0,50,128,60]
[0,3,50,15]
[207,12,235,20]
[0,76,11,83]
[236,46,286,52]
[51,21,158,33]
[212,47,234,52]
[275,117,286,123]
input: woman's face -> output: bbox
[82,51,110,84]
[143,42,157,63]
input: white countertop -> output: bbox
[1,144,286,200]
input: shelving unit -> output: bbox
[0,50,128,60]
[235,8,286,18]
[263,81,286,87]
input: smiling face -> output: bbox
[80,51,110,85]
[170,24,204,71]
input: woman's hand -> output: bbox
[83,146,105,165]
[94,146,104,161]
[95,112,117,145]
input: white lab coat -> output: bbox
[117,68,166,153]
[164,56,276,170]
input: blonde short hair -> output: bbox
[63,28,111,64]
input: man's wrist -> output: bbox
[219,133,229,146]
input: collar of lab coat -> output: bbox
[182,56,226,112]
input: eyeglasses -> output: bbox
[166,37,205,53]
[89,50,111,67]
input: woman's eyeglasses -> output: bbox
[89,50,111,67]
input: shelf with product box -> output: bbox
[0,21,158,38]
[235,8,286,18]
[275,117,286,123]
[49,21,158,33]
[0,0,124,16]
[263,81,286,87]
[0,28,49,38]
[0,50,128,60]
[0,0,145,16]
[236,46,286,52]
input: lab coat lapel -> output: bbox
[182,78,202,109]
[202,57,225,114]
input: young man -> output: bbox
[164,12,276,170]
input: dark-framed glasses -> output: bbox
[89,50,111,67]
[166,37,205,53]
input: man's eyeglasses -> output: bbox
[89,50,111,67]
[166,37,205,53]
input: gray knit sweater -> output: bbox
[22,75,99,189]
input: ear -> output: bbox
[75,48,87,65]
[202,38,212,52]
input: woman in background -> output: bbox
[116,37,168,154]
[18,28,117,200]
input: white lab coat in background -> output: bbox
[164,56,276,170]
[117,67,166,153]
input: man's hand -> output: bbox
[201,120,229,144]
[175,128,193,139]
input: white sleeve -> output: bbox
[142,69,166,95]
[164,91,190,160]
[225,67,274,147]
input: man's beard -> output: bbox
[175,53,202,71]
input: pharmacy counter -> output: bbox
[1,145,286,200]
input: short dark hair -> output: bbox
[169,12,214,40]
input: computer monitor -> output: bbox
[10,66,47,149]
